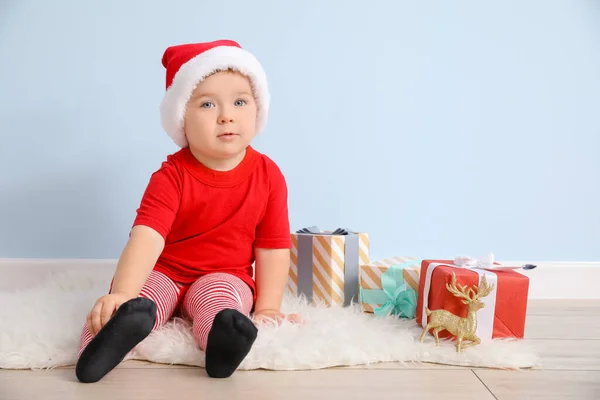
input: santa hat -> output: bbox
[159,40,269,148]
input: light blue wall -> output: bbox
[1,1,599,262]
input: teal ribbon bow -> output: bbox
[360,260,420,318]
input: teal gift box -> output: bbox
[359,256,421,318]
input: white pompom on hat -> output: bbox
[159,40,269,147]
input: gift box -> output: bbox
[359,256,421,317]
[416,257,530,341]
[288,226,370,307]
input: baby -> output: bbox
[75,40,299,382]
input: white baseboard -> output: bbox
[0,258,118,291]
[1,258,599,299]
[505,261,600,299]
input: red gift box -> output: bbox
[416,259,530,340]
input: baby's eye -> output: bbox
[234,99,247,107]
[200,102,214,109]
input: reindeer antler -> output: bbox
[473,275,495,299]
[445,272,473,302]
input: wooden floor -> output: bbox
[2,299,599,400]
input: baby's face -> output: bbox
[183,70,257,161]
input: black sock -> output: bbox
[205,308,258,378]
[75,297,157,383]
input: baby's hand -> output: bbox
[252,309,304,326]
[86,293,136,335]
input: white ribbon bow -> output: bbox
[454,253,536,272]
[454,253,496,270]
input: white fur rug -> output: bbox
[0,266,540,371]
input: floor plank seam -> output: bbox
[526,337,600,342]
[472,369,499,400]
[537,369,600,372]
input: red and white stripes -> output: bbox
[139,270,182,329]
[78,270,254,356]
[181,272,254,350]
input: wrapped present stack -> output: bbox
[416,254,531,345]
[288,226,370,307]
[359,256,421,318]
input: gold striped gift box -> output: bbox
[288,227,369,307]
[359,256,421,315]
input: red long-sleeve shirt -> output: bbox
[132,145,292,299]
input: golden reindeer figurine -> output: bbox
[419,272,495,352]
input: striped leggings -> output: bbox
[78,271,254,356]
